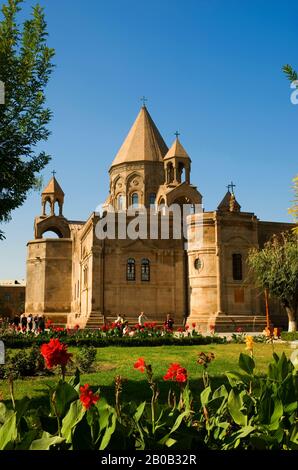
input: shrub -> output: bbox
[281,331,298,341]
[75,346,96,372]
[0,347,45,379]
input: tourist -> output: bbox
[115,314,124,324]
[33,315,39,331]
[27,313,33,332]
[20,313,27,331]
[38,315,45,332]
[164,314,174,331]
[13,314,20,328]
[123,321,129,335]
[138,311,148,326]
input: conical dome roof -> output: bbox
[111,106,168,166]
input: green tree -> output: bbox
[289,175,298,235]
[0,0,55,240]
[248,232,298,332]
[283,64,297,83]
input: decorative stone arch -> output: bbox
[41,227,64,238]
[225,235,255,247]
[166,184,202,208]
[35,215,70,239]
[42,197,52,216]
[126,172,143,192]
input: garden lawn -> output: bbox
[0,342,293,408]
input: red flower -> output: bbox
[74,324,80,330]
[210,324,215,332]
[134,357,146,373]
[192,322,196,328]
[46,320,53,329]
[185,325,190,330]
[236,326,243,333]
[177,327,183,332]
[79,384,100,409]
[54,327,65,332]
[40,338,72,369]
[163,363,188,383]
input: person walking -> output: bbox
[138,311,148,327]
[33,315,39,332]
[38,315,45,333]
[20,313,27,332]
[27,313,33,332]
[164,314,174,331]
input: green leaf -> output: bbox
[227,390,247,426]
[29,436,66,450]
[165,437,177,447]
[269,398,283,427]
[226,371,249,387]
[134,401,146,423]
[0,412,18,450]
[53,380,79,417]
[61,399,86,443]
[239,353,255,375]
[200,386,211,406]
[99,410,117,450]
[67,368,80,387]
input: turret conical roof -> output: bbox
[42,177,64,196]
[163,137,191,161]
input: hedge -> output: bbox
[0,333,227,349]
[281,331,298,341]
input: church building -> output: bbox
[25,105,292,331]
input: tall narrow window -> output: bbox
[127,258,135,281]
[83,267,88,288]
[117,194,124,210]
[141,258,150,281]
[232,254,243,281]
[149,193,156,206]
[132,193,139,208]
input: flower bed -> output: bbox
[0,323,227,348]
[0,337,297,450]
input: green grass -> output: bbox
[0,343,292,409]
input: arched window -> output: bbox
[149,193,156,206]
[127,258,135,281]
[141,258,150,281]
[232,254,243,281]
[132,193,139,208]
[117,194,124,210]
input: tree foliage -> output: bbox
[289,175,298,234]
[248,232,298,330]
[0,0,55,239]
[283,64,298,83]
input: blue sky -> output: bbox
[0,0,297,278]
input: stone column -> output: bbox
[215,212,223,314]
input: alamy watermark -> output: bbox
[0,81,5,104]
[290,80,298,105]
[94,203,204,250]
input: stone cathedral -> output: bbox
[25,106,292,331]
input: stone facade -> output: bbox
[25,106,293,330]
[0,280,26,319]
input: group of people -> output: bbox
[113,312,174,335]
[10,313,46,332]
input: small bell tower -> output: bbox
[163,133,191,186]
[41,172,65,217]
